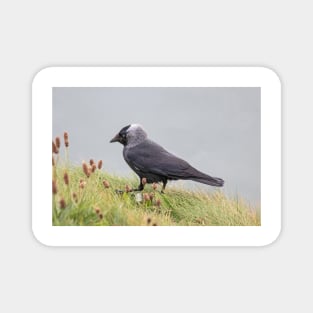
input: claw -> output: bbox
[115,189,125,194]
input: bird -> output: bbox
[110,124,224,192]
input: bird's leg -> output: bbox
[131,182,144,192]
[115,183,144,194]
[161,179,167,194]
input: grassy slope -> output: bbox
[52,163,260,226]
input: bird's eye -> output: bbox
[121,133,126,138]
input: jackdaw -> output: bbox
[110,124,224,192]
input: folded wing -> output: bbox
[124,140,224,186]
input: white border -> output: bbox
[32,67,281,246]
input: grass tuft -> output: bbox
[52,163,260,226]
[52,132,260,226]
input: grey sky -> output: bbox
[53,87,260,205]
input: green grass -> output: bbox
[52,160,260,226]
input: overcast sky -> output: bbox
[53,87,260,205]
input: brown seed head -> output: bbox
[142,177,147,186]
[103,180,110,188]
[91,163,97,173]
[125,185,131,192]
[59,198,66,209]
[152,183,158,190]
[55,137,61,149]
[52,180,57,195]
[143,193,150,201]
[52,141,59,154]
[147,217,152,225]
[156,199,161,207]
[72,192,78,202]
[82,161,90,178]
[89,159,94,166]
[95,207,101,214]
[64,132,69,147]
[149,192,154,201]
[98,213,103,219]
[79,180,86,189]
[63,172,69,185]
[152,223,157,226]
[97,160,103,170]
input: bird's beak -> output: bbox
[110,134,121,143]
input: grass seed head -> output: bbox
[95,207,101,214]
[147,217,151,225]
[125,184,131,192]
[63,172,69,185]
[72,192,78,202]
[64,132,69,147]
[59,198,66,209]
[52,180,57,195]
[55,137,61,149]
[152,223,157,226]
[89,159,94,166]
[82,161,90,177]
[142,177,147,186]
[152,183,158,190]
[103,180,110,188]
[79,180,86,189]
[98,213,103,219]
[91,163,97,173]
[149,192,154,201]
[97,160,103,170]
[156,199,161,207]
[52,141,59,154]
[143,193,150,201]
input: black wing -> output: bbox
[124,140,202,180]
[124,140,224,187]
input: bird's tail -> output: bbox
[190,172,224,187]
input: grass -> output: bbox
[52,163,260,227]
[52,133,260,226]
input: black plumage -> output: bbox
[110,124,224,192]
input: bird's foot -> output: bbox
[115,188,141,194]
[115,189,125,194]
